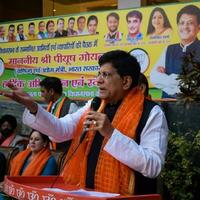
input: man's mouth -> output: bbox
[99,88,106,92]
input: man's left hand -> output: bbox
[84,111,114,139]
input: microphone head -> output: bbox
[91,97,101,111]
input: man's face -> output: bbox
[127,16,141,35]
[0,121,13,138]
[47,22,55,33]
[77,18,85,31]
[8,27,15,36]
[39,22,45,32]
[18,25,24,34]
[178,14,200,44]
[29,25,35,35]
[88,20,97,34]
[96,63,127,104]
[57,20,64,31]
[40,87,53,103]
[68,19,75,30]
[0,27,6,37]
[107,16,119,33]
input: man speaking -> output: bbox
[0,50,168,195]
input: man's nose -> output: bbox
[96,76,104,85]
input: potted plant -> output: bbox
[161,131,200,200]
[161,52,200,134]
[160,52,200,200]
[177,52,200,106]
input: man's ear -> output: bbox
[122,75,132,90]
[139,83,146,94]
[49,88,55,95]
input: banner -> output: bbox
[0,2,199,100]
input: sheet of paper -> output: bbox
[43,188,120,198]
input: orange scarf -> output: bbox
[10,147,51,176]
[1,133,15,146]
[61,87,144,195]
[47,97,66,149]
[46,97,66,117]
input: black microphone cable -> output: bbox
[49,141,81,188]
[49,97,101,188]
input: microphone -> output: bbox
[79,96,101,143]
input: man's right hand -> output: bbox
[156,66,166,73]
[0,82,38,114]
